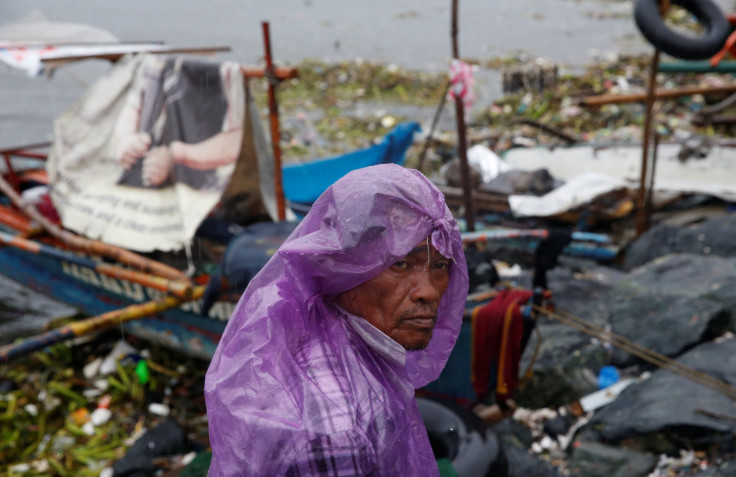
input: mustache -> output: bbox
[400,306,438,320]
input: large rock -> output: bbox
[584,337,736,454]
[624,213,736,269]
[493,418,561,477]
[693,460,736,476]
[502,444,561,477]
[619,254,736,331]
[604,288,730,368]
[567,441,657,477]
[516,267,614,408]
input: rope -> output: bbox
[519,326,543,389]
[534,305,736,401]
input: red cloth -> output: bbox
[38,193,61,224]
[471,288,533,402]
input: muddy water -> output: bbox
[0,0,653,146]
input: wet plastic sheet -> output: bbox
[205,164,469,476]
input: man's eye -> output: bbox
[393,260,409,269]
[433,261,450,271]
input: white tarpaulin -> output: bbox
[508,171,628,217]
[47,54,275,252]
[503,143,736,202]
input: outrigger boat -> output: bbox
[0,63,426,362]
[0,17,618,365]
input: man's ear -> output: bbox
[335,288,358,309]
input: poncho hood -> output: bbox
[205,164,469,475]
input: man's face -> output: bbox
[337,239,451,350]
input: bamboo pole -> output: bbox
[0,286,206,364]
[0,204,35,234]
[262,21,287,221]
[0,173,188,282]
[637,47,660,236]
[0,230,194,299]
[417,81,451,173]
[241,65,298,80]
[451,0,476,232]
[580,83,736,107]
[636,0,668,236]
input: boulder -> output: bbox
[567,441,657,477]
[516,267,614,408]
[502,444,561,477]
[604,288,730,368]
[624,213,736,269]
[619,254,736,331]
[693,460,736,476]
[584,337,736,454]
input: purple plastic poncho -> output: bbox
[205,164,469,476]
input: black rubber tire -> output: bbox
[634,0,731,60]
[417,396,508,477]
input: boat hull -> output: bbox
[0,243,233,359]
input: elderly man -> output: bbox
[205,164,469,476]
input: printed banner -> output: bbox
[48,54,252,252]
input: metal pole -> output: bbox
[262,21,286,221]
[637,48,659,236]
[416,81,451,173]
[451,0,475,232]
[637,0,668,236]
[644,133,660,228]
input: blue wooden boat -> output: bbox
[0,121,422,359]
[282,121,421,205]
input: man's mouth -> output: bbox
[402,316,436,329]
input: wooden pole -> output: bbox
[637,0,668,236]
[0,173,188,282]
[262,21,287,221]
[0,286,205,363]
[637,47,660,236]
[451,0,476,232]
[0,230,194,299]
[416,81,451,173]
[580,83,736,107]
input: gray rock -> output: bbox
[604,288,730,368]
[517,333,607,409]
[624,213,736,269]
[501,444,561,477]
[516,268,613,408]
[492,415,534,449]
[568,441,657,477]
[585,337,736,453]
[619,254,736,331]
[693,460,736,476]
[513,266,626,408]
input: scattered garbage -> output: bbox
[597,365,620,390]
[112,420,189,476]
[0,331,209,475]
[4,50,736,477]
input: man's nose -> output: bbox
[409,269,441,304]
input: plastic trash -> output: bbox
[597,365,620,390]
[466,144,512,183]
[100,340,138,376]
[112,420,189,476]
[135,360,150,385]
[148,403,171,417]
[91,408,112,426]
[70,407,90,426]
[83,357,103,379]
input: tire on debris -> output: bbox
[634,0,731,60]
